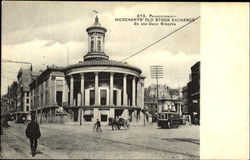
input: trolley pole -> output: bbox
[150,65,163,115]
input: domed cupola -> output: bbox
[84,16,109,61]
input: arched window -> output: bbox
[97,40,101,52]
[91,40,94,52]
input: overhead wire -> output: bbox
[4,16,201,93]
[70,16,201,85]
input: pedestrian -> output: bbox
[25,114,41,157]
[95,118,102,132]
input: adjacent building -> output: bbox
[146,84,169,98]
[144,84,182,121]
[1,82,18,114]
[16,67,40,115]
[1,94,9,115]
[7,81,18,114]
[29,65,65,123]
[188,61,200,124]
[145,84,180,99]
[30,16,146,124]
[182,85,189,115]
[16,67,32,114]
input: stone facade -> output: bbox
[30,17,145,124]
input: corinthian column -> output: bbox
[70,75,74,106]
[132,76,136,106]
[110,72,114,106]
[80,73,85,105]
[94,72,99,105]
[123,74,127,106]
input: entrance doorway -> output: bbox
[73,110,78,122]
[115,109,123,118]
[56,91,62,106]
[84,115,92,122]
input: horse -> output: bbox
[108,117,129,130]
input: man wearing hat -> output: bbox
[25,114,41,157]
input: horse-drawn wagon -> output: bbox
[108,117,129,130]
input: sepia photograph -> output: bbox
[1,1,249,160]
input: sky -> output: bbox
[1,2,200,95]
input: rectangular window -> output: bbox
[101,114,107,122]
[113,90,117,105]
[27,92,29,96]
[26,99,29,104]
[26,106,29,111]
[100,90,107,105]
[91,40,94,52]
[97,40,101,52]
[90,90,95,105]
[84,115,92,122]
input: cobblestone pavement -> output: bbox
[1,122,199,159]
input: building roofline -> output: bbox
[64,60,142,74]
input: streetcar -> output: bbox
[15,112,29,123]
[157,111,180,128]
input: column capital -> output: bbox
[80,73,85,78]
[123,73,128,77]
[139,81,144,86]
[69,75,74,79]
[110,72,115,76]
[94,72,99,75]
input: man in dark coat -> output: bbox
[25,114,41,157]
[95,119,102,132]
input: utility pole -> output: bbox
[150,65,163,115]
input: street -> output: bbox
[1,122,199,159]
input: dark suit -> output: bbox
[25,120,41,156]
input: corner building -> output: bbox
[30,17,145,124]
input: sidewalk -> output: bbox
[1,123,70,159]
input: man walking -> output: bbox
[25,114,41,157]
[95,119,102,132]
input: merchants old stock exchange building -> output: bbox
[29,17,146,124]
